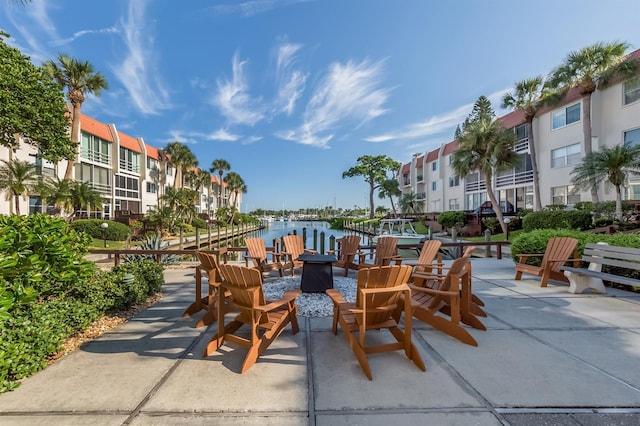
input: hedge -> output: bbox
[70,219,131,241]
[522,210,593,232]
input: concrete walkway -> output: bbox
[2,258,640,425]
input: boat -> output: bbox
[372,218,426,245]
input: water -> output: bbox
[242,220,371,253]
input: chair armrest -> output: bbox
[326,288,346,305]
[359,284,410,295]
[259,289,302,312]
[516,253,543,263]
[409,284,458,297]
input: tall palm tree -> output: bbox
[164,141,197,189]
[42,54,108,181]
[378,178,401,216]
[210,159,230,211]
[41,177,73,217]
[451,96,519,236]
[502,76,553,211]
[69,181,105,217]
[0,159,38,215]
[223,171,246,223]
[549,41,637,202]
[40,178,104,218]
[571,144,640,221]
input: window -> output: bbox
[115,175,139,198]
[551,143,581,168]
[432,161,438,171]
[448,198,460,210]
[147,157,158,170]
[75,163,111,192]
[166,164,174,176]
[449,176,459,187]
[624,77,640,105]
[146,182,157,193]
[402,173,410,186]
[431,180,440,191]
[119,147,140,173]
[514,124,529,151]
[624,128,640,147]
[552,103,580,129]
[551,185,580,206]
[80,132,110,164]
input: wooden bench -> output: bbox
[560,243,640,294]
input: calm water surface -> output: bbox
[242,220,374,252]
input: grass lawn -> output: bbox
[464,229,523,242]
[88,238,131,249]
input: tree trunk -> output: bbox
[485,173,508,236]
[368,182,375,219]
[615,185,623,222]
[527,119,542,211]
[581,92,599,203]
[64,104,82,180]
[14,194,19,215]
[390,197,397,217]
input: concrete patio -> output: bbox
[1,257,640,425]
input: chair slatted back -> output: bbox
[355,265,412,326]
[542,237,579,273]
[218,263,266,322]
[373,236,398,266]
[413,239,442,274]
[245,237,268,265]
[337,235,361,262]
[282,235,305,259]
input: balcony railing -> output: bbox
[465,179,487,192]
[416,174,424,182]
[88,182,111,193]
[119,159,140,173]
[496,170,533,187]
[514,137,529,153]
[80,148,110,165]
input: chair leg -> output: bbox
[388,326,426,372]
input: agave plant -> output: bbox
[123,234,181,265]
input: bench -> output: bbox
[560,243,640,294]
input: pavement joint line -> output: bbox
[120,312,213,425]
[411,328,508,425]
[486,308,640,396]
[304,317,317,426]
[496,407,640,414]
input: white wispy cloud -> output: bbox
[51,26,119,47]
[214,51,266,126]
[208,128,241,141]
[211,0,314,17]
[244,136,263,144]
[4,0,57,63]
[111,0,170,115]
[364,88,512,143]
[273,42,307,115]
[277,58,390,148]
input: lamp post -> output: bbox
[101,222,109,248]
[504,217,511,241]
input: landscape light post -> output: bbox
[504,217,511,241]
[101,222,109,248]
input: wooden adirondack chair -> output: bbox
[203,263,301,373]
[281,234,316,276]
[404,239,443,286]
[514,237,579,287]
[405,247,484,346]
[330,235,361,276]
[244,237,287,279]
[183,250,231,328]
[326,265,426,380]
[353,236,403,270]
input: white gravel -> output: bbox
[262,276,357,317]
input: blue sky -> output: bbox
[2,0,640,212]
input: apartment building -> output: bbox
[0,113,238,219]
[399,50,640,214]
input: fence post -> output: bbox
[302,227,307,248]
[313,229,318,251]
[451,227,458,258]
[179,227,184,250]
[320,231,325,254]
[329,235,335,254]
[208,225,212,250]
[195,227,200,249]
[484,229,492,258]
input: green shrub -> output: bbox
[70,219,130,241]
[123,234,180,265]
[437,211,466,230]
[112,260,164,308]
[522,210,593,232]
[192,217,208,229]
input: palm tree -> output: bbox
[571,144,640,221]
[0,159,38,215]
[163,141,197,189]
[549,41,637,202]
[378,178,401,216]
[502,76,553,211]
[399,191,424,216]
[451,96,519,236]
[223,171,246,223]
[41,177,73,217]
[42,54,108,180]
[210,159,230,211]
[69,181,105,217]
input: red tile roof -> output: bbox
[442,140,458,156]
[146,144,160,160]
[80,114,113,142]
[119,131,142,153]
[415,155,424,165]
[426,148,440,162]
[499,110,525,129]
[401,163,410,174]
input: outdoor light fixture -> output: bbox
[101,222,109,248]
[503,217,511,241]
